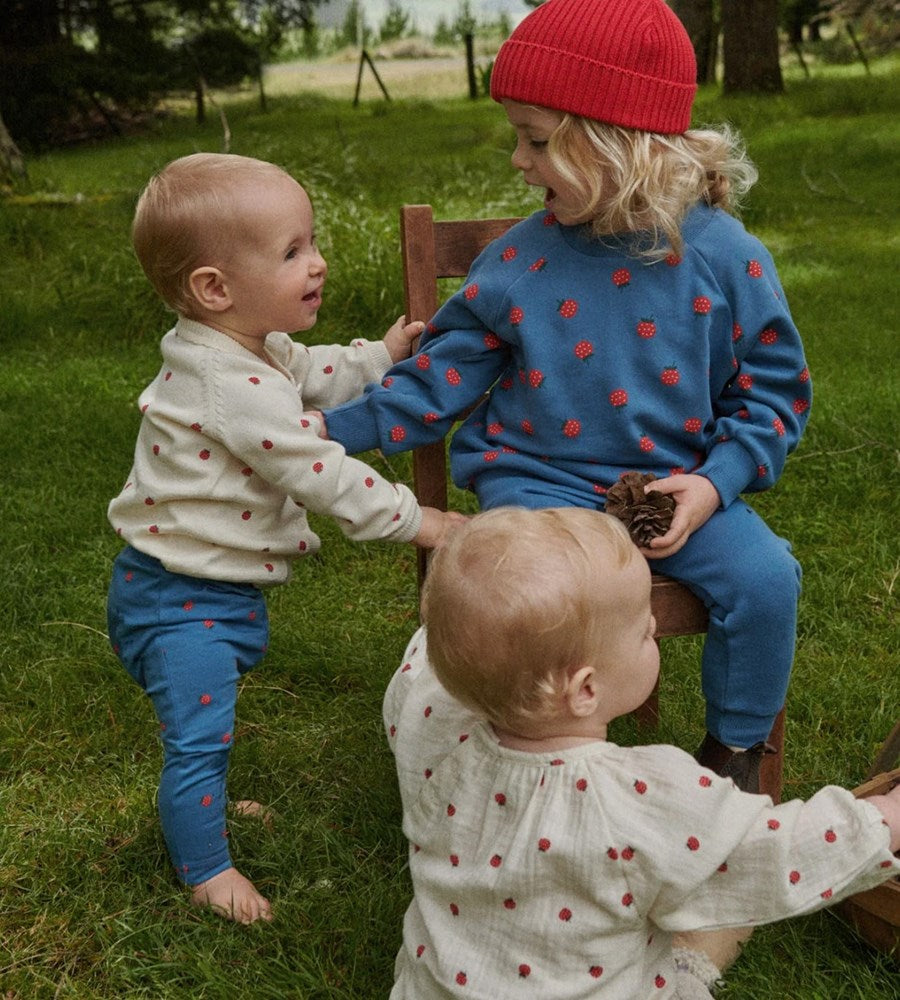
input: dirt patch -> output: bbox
[264,56,473,102]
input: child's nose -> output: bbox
[510,140,529,171]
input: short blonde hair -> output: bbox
[131,153,292,316]
[547,116,758,260]
[423,507,640,731]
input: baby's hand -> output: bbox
[302,410,328,439]
[384,315,426,364]
[413,507,468,550]
[639,473,720,559]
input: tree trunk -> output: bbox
[670,0,718,84]
[721,0,784,94]
[0,105,27,182]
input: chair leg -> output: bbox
[759,707,786,804]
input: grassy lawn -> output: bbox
[1,60,898,998]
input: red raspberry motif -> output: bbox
[612,267,631,288]
[758,464,768,479]
[746,259,763,278]
[633,779,648,794]
[390,426,406,442]
[737,373,753,390]
[487,422,504,436]
[789,870,801,885]
[483,450,500,462]
[416,354,431,370]
[261,439,273,450]
[494,793,506,806]
[529,256,548,271]
[562,419,581,438]
[686,836,700,851]
[521,419,534,435]
[684,417,702,433]
[655,974,667,989]
[793,398,809,415]
[455,972,467,986]
[199,449,211,460]
[621,846,635,861]
[576,778,588,792]
[200,794,213,807]
[799,366,810,383]
[248,376,260,385]
[773,417,786,436]
[543,213,557,226]
[450,903,459,916]
[637,318,656,339]
[484,332,501,349]
[622,892,634,907]
[416,945,426,958]
[538,838,551,852]
[558,298,578,318]
[509,305,524,325]
[446,368,462,386]
[821,888,833,899]
[607,847,619,860]
[609,388,628,409]
[464,283,478,300]
[760,327,778,345]
[824,829,837,843]
[528,369,544,389]
[322,365,333,375]
[732,322,744,342]
[501,245,517,262]
[699,774,712,787]
[589,966,604,979]
[423,412,439,424]
[190,422,202,432]
[559,907,572,921]
[639,435,655,453]
[312,461,324,474]
[665,253,681,267]
[489,854,502,868]
[504,898,517,909]
[660,366,679,386]
[574,339,594,360]
[450,854,459,867]
[736,408,750,419]
[241,510,251,521]
[518,964,531,978]
[767,818,781,831]
[382,376,394,387]
[693,296,712,314]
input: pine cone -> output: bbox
[605,472,675,547]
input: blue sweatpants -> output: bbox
[476,474,801,748]
[107,546,269,885]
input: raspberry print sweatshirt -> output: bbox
[325,204,811,508]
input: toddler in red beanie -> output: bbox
[326,0,809,789]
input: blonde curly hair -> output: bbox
[547,116,759,260]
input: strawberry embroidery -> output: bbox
[484,332,501,349]
[589,965,604,979]
[574,339,594,360]
[446,368,462,386]
[746,259,763,278]
[684,417,702,433]
[637,317,656,339]
[416,354,431,370]
[390,426,406,443]
[500,245,517,262]
[529,256,548,271]
[509,305,524,325]
[562,419,581,438]
[464,283,479,300]
[528,369,545,389]
[609,388,628,409]
[660,366,679,386]
[759,327,778,345]
[612,267,631,288]
[558,298,578,318]
[693,296,712,315]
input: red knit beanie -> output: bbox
[490,0,697,135]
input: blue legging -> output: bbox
[476,476,801,747]
[107,547,269,885]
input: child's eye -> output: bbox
[529,139,549,150]
[285,247,298,260]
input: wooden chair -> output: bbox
[399,203,785,802]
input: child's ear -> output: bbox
[565,665,599,718]
[188,266,231,313]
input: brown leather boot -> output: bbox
[695,732,776,794]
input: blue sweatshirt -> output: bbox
[325,204,811,509]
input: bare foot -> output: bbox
[230,799,275,830]
[191,867,273,924]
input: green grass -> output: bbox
[1,62,898,998]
